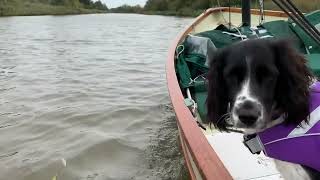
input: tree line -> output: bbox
[46,0,108,10]
[110,0,320,16]
[0,0,109,16]
[1,0,108,10]
[144,0,241,11]
[110,0,242,16]
[143,0,319,12]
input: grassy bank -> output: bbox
[0,0,107,17]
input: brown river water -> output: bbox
[0,13,192,180]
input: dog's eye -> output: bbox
[256,67,277,83]
[226,67,245,84]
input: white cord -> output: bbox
[176,45,184,59]
[258,0,265,24]
[193,73,207,82]
[216,0,229,25]
[215,0,246,41]
[233,26,246,40]
[186,88,198,116]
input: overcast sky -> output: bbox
[95,0,147,8]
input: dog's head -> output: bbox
[207,39,313,133]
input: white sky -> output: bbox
[95,0,147,8]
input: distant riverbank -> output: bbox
[0,1,107,17]
[142,10,201,17]
[108,5,203,17]
[109,0,320,18]
[0,8,106,17]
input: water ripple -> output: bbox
[0,13,192,180]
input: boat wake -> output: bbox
[140,104,188,180]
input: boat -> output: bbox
[166,1,320,179]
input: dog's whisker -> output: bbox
[224,117,232,124]
[217,113,230,122]
[217,113,230,125]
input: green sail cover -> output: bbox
[289,10,320,54]
[175,35,214,89]
[307,54,320,77]
[175,35,213,122]
[262,20,306,53]
[176,45,193,89]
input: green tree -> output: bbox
[79,0,91,6]
[191,0,211,10]
[93,0,108,10]
[145,0,168,11]
[50,0,79,7]
[110,4,143,13]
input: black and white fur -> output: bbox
[206,39,320,179]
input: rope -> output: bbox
[258,0,265,24]
[176,45,184,59]
[216,0,229,25]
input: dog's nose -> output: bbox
[236,100,261,126]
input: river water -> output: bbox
[0,13,192,180]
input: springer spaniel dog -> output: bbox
[206,39,320,179]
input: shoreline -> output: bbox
[0,11,196,18]
[108,11,202,17]
[0,11,107,17]
[0,3,107,17]
[142,10,202,17]
[0,10,107,17]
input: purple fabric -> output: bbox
[258,82,320,171]
[308,123,320,134]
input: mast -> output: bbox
[242,0,251,26]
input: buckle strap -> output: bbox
[243,134,264,154]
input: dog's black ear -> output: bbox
[271,39,313,125]
[207,48,230,131]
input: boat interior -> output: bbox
[175,6,320,180]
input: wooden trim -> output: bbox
[166,7,233,180]
[166,7,287,179]
[221,7,288,17]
